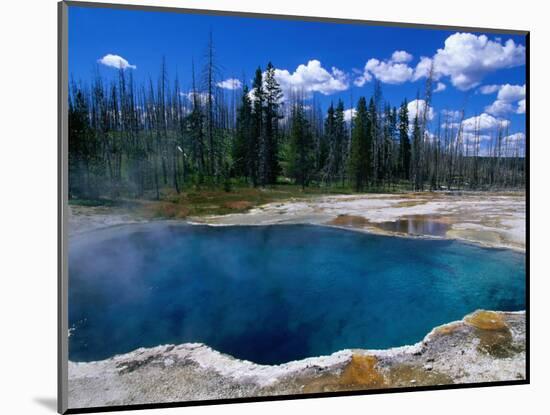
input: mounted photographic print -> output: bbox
[58,1,529,413]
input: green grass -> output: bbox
[145,184,337,218]
[142,180,422,218]
[70,180,418,219]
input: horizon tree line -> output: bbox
[68,37,526,200]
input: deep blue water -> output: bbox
[69,224,525,364]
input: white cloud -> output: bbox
[355,50,415,85]
[353,33,524,92]
[216,78,242,90]
[343,108,356,123]
[462,131,492,155]
[98,54,136,70]
[441,109,462,120]
[504,133,525,142]
[462,134,493,156]
[434,82,446,93]
[517,98,526,114]
[502,132,526,156]
[274,60,349,97]
[485,100,515,116]
[391,50,413,63]
[482,84,525,115]
[461,113,510,132]
[354,71,372,87]
[462,131,492,143]
[479,84,501,94]
[366,59,414,84]
[407,99,434,124]
[412,56,433,81]
[415,33,525,90]
[497,84,525,102]
[504,132,526,143]
[180,91,211,104]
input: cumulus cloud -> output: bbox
[98,54,136,70]
[479,84,501,94]
[353,71,372,87]
[274,60,349,97]
[462,131,492,143]
[462,130,491,144]
[441,109,462,120]
[414,33,525,90]
[407,99,434,124]
[461,113,510,132]
[366,59,414,84]
[462,134,493,156]
[433,82,446,93]
[355,50,415,86]
[180,91,211,104]
[391,50,413,63]
[216,78,242,90]
[504,132,526,143]
[412,56,433,81]
[354,33,524,92]
[485,100,515,116]
[482,84,525,115]
[516,98,526,114]
[343,108,356,123]
[497,84,526,102]
[502,132,526,156]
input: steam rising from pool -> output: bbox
[69,224,525,364]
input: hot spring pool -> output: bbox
[69,223,525,364]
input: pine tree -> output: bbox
[288,101,315,189]
[188,60,205,183]
[67,50,526,200]
[263,62,283,184]
[398,99,411,180]
[334,100,347,186]
[348,97,370,191]
[368,97,377,185]
[412,113,422,190]
[250,67,264,187]
[322,103,336,183]
[233,86,252,178]
[382,104,396,187]
[204,31,217,180]
[390,105,398,172]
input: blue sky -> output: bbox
[69,5,526,152]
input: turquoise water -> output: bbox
[69,224,525,364]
